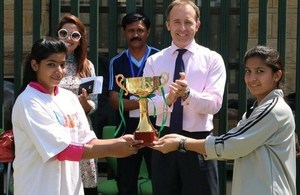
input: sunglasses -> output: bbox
[58,29,81,41]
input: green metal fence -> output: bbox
[1,0,300,194]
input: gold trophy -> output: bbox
[115,72,169,144]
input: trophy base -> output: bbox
[134,130,158,146]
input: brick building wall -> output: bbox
[3,0,298,96]
[3,0,49,78]
[248,0,298,94]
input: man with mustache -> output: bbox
[108,12,159,195]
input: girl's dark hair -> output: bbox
[244,45,284,88]
[57,14,91,78]
[20,37,67,93]
[244,46,283,71]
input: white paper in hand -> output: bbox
[129,95,140,118]
[79,76,103,95]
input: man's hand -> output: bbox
[167,72,189,105]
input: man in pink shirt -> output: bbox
[143,0,226,194]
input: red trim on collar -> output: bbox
[29,81,59,95]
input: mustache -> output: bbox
[130,37,142,42]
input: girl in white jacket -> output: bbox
[151,45,296,195]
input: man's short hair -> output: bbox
[122,12,151,30]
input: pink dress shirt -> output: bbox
[143,40,226,132]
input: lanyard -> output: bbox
[128,47,150,77]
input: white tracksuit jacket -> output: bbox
[205,89,296,195]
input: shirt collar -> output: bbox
[126,45,150,57]
[29,81,59,95]
[170,40,197,55]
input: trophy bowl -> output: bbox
[115,72,169,144]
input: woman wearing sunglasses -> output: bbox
[57,14,98,195]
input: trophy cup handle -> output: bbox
[115,74,129,96]
[159,72,169,87]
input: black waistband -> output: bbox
[160,127,211,139]
[180,130,211,139]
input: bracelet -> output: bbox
[177,138,187,152]
[182,88,190,100]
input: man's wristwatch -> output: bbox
[177,138,187,152]
[182,88,190,100]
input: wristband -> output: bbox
[182,88,190,100]
[177,138,187,152]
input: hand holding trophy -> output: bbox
[116,72,169,145]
